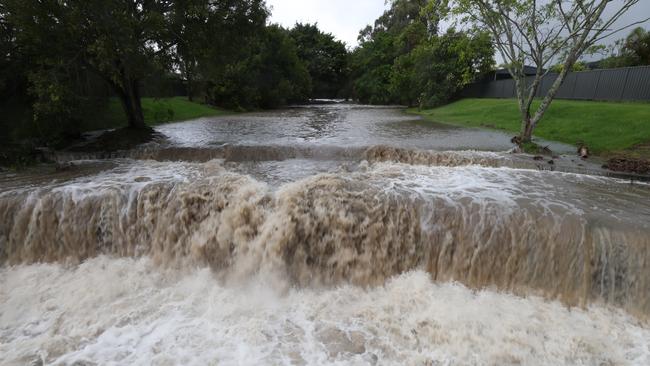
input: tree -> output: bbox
[168,0,206,102]
[0,2,15,95]
[549,61,587,73]
[351,0,433,104]
[170,0,269,103]
[622,27,650,65]
[350,0,490,106]
[5,0,175,129]
[455,0,648,142]
[602,27,650,67]
[0,3,31,143]
[289,23,349,99]
[391,29,493,107]
[351,31,399,104]
[204,25,311,110]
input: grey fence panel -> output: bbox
[459,83,475,97]
[462,66,650,101]
[622,66,650,101]
[594,68,628,101]
[523,73,571,98]
[461,82,491,98]
[504,79,516,97]
[494,80,505,97]
[486,80,503,97]
[473,83,489,98]
[496,80,506,97]
[572,71,601,99]
[554,73,576,99]
[537,75,555,97]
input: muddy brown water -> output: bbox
[1,104,649,365]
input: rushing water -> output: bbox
[1,104,650,365]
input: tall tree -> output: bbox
[170,0,268,103]
[623,27,650,65]
[391,29,493,107]
[168,0,205,102]
[351,0,431,104]
[351,31,399,104]
[455,0,648,142]
[204,24,311,110]
[0,3,30,143]
[289,23,349,99]
[5,0,175,129]
[351,0,489,106]
[0,2,15,95]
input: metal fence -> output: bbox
[460,65,650,101]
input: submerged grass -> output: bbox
[411,98,650,157]
[84,96,231,131]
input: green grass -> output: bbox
[84,96,231,132]
[411,98,650,157]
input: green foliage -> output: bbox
[174,0,269,104]
[205,25,311,110]
[599,27,650,68]
[414,98,650,155]
[391,29,494,107]
[167,2,313,110]
[351,31,399,104]
[350,0,493,106]
[289,23,349,99]
[549,61,588,73]
[623,27,650,65]
[4,0,177,129]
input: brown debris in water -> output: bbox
[605,157,650,174]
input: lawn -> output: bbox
[411,98,650,157]
[83,96,231,132]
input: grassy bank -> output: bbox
[411,98,650,157]
[84,96,231,131]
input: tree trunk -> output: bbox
[116,79,146,129]
[185,65,194,102]
[187,75,194,102]
[184,63,194,102]
[520,117,534,142]
[180,54,196,103]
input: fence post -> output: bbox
[592,70,603,100]
[620,67,631,100]
[571,72,578,98]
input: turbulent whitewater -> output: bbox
[1,104,649,365]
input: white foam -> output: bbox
[1,257,648,365]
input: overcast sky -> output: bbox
[267,0,388,48]
[267,0,650,51]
